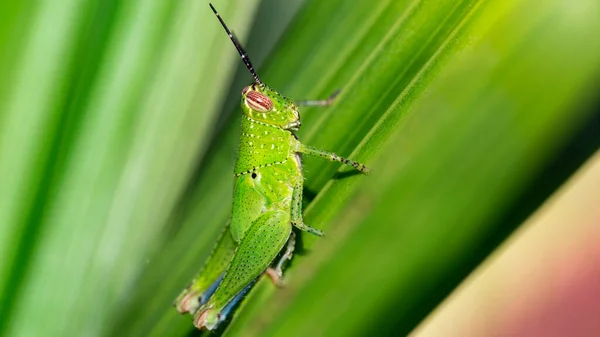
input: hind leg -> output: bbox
[193,211,291,330]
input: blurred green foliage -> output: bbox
[0,0,598,336]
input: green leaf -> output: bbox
[0,0,598,336]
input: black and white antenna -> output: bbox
[209,3,264,87]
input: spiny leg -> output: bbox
[174,221,237,314]
[265,231,296,287]
[290,178,324,237]
[298,144,371,174]
[194,211,291,330]
[295,89,341,107]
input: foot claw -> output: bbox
[265,267,285,287]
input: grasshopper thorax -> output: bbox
[241,83,300,130]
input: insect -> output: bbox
[173,3,370,330]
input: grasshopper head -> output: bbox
[241,83,300,130]
[208,4,300,130]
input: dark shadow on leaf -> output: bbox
[290,227,308,257]
[332,169,366,180]
[302,187,317,204]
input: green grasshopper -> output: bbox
[173,4,370,330]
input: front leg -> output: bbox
[297,143,370,174]
[295,89,341,107]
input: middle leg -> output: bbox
[290,178,324,237]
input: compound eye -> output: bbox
[246,90,273,112]
[242,86,251,95]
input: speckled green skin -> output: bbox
[174,83,369,330]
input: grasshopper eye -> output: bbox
[242,86,250,95]
[246,90,273,112]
